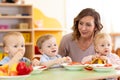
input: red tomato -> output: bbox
[104,64,112,67]
[39,66,47,69]
[68,62,81,65]
[84,66,93,71]
[17,61,33,75]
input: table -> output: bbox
[26,68,120,80]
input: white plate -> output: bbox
[31,66,47,74]
[92,64,115,72]
[61,63,85,70]
[0,74,30,80]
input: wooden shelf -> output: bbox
[0,29,33,32]
[110,33,120,36]
[0,3,32,7]
[34,28,65,31]
[0,42,33,46]
[0,16,32,19]
[0,4,33,60]
[0,4,64,59]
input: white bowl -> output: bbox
[31,66,47,74]
[92,64,115,72]
[61,63,85,70]
[0,74,30,80]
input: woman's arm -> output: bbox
[58,34,71,57]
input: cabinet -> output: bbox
[110,33,120,55]
[0,3,33,60]
[0,4,64,60]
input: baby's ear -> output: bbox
[3,47,9,53]
[39,49,43,54]
[94,46,98,52]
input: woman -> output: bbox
[58,8,103,62]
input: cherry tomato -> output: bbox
[104,64,112,67]
[84,66,93,71]
[68,62,81,65]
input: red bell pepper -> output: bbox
[16,61,33,75]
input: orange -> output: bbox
[9,71,18,76]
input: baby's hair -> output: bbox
[3,31,23,47]
[36,34,54,49]
[94,32,112,47]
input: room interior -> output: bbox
[0,0,120,60]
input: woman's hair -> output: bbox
[3,31,23,47]
[72,8,103,40]
[36,34,54,49]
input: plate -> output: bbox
[61,63,85,70]
[0,74,30,80]
[92,64,115,72]
[31,66,47,74]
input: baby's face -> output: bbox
[5,36,25,58]
[40,37,58,57]
[95,38,112,55]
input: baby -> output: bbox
[0,31,30,67]
[82,33,120,65]
[32,34,71,68]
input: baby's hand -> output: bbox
[100,56,108,60]
[15,49,24,60]
[54,57,72,65]
[63,56,72,63]
[92,54,102,60]
[54,58,67,65]
[32,58,40,66]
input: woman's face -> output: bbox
[78,16,95,39]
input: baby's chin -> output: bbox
[51,53,58,57]
[101,53,109,56]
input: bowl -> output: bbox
[92,64,115,72]
[61,63,85,70]
[0,74,30,80]
[31,66,47,74]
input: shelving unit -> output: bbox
[0,4,34,60]
[0,3,64,60]
[110,33,120,54]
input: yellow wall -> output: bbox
[34,31,63,45]
[33,8,63,46]
[33,8,62,28]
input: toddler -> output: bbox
[82,33,120,80]
[82,33,120,65]
[32,34,71,68]
[0,31,30,66]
